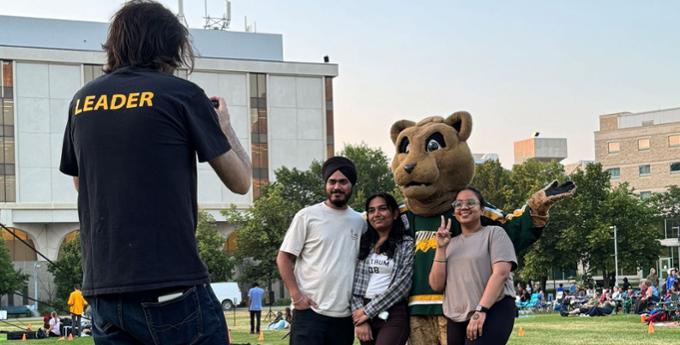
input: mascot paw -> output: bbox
[527,180,576,227]
[544,180,576,198]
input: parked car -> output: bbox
[210,282,242,310]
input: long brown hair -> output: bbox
[358,193,407,260]
[103,0,194,73]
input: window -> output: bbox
[608,167,620,179]
[249,73,268,198]
[670,135,680,147]
[639,191,652,200]
[0,60,15,202]
[607,142,620,153]
[83,64,104,83]
[639,165,651,176]
[671,162,680,173]
[638,138,650,150]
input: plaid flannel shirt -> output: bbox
[351,235,415,318]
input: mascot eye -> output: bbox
[425,133,446,152]
[398,137,410,153]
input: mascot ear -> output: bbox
[445,111,473,142]
[390,120,416,144]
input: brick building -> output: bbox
[594,107,680,198]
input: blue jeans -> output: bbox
[89,284,229,345]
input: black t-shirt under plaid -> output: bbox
[59,67,230,296]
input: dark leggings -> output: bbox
[447,296,515,345]
[359,301,409,345]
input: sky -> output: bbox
[3,0,680,167]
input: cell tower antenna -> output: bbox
[204,0,231,30]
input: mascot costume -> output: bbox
[390,112,575,345]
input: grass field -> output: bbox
[1,309,678,344]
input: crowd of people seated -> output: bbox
[515,269,680,319]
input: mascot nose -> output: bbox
[404,163,416,174]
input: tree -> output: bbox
[649,185,680,219]
[471,160,512,210]
[223,183,296,293]
[196,210,234,282]
[648,185,680,235]
[47,234,82,312]
[0,235,27,298]
[339,144,398,210]
[274,164,324,209]
[529,163,661,288]
[505,159,567,287]
[601,184,659,278]
[273,143,397,211]
[508,159,565,210]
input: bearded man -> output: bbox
[277,156,367,345]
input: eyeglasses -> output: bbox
[451,199,479,209]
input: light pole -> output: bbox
[673,226,680,268]
[33,262,41,311]
[610,226,619,287]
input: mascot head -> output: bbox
[390,111,475,217]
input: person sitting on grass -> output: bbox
[635,281,660,314]
[48,311,62,337]
[585,292,616,317]
[568,291,602,316]
[266,308,292,330]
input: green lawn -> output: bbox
[1,310,678,344]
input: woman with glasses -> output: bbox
[351,193,415,345]
[429,187,517,345]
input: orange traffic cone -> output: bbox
[68,333,74,341]
[640,314,646,323]
[518,326,525,337]
[648,322,655,334]
[258,330,265,341]
[21,333,27,341]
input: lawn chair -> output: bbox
[516,292,543,312]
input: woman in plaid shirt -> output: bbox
[351,193,415,345]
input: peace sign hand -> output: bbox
[435,215,452,249]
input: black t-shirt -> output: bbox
[59,67,231,296]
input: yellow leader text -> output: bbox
[74,92,154,115]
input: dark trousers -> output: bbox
[290,308,354,345]
[250,310,262,333]
[71,314,82,336]
[89,283,229,345]
[447,296,515,345]
[359,301,409,345]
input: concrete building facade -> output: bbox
[513,137,568,165]
[0,15,337,307]
[594,107,680,197]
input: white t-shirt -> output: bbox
[280,202,366,317]
[49,318,61,335]
[364,252,395,299]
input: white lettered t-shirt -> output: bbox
[279,202,367,317]
[364,252,394,299]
